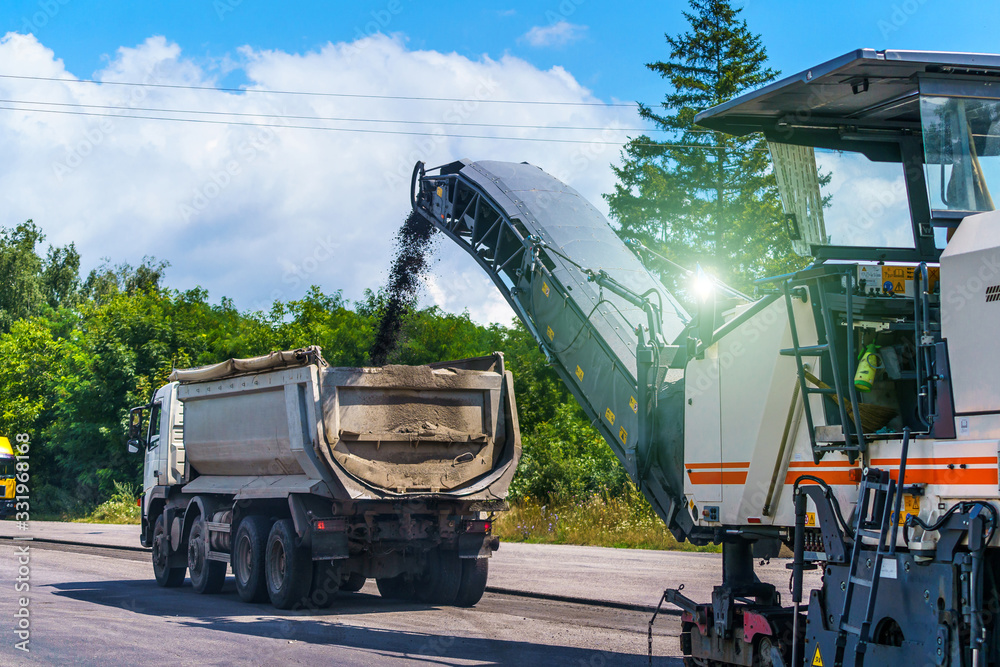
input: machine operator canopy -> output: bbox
[696,49,1000,259]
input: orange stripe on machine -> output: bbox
[687,455,998,486]
[871,456,999,486]
[687,471,749,485]
[686,461,750,485]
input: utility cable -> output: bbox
[0,72,642,107]
[0,96,668,132]
[0,103,759,149]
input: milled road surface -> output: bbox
[0,522,820,665]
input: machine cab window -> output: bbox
[768,143,915,255]
[920,94,1000,215]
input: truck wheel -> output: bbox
[341,572,366,593]
[414,550,462,605]
[376,575,414,600]
[265,519,312,610]
[454,558,489,607]
[188,514,227,594]
[233,516,270,603]
[152,514,185,588]
[308,561,340,609]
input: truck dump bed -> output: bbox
[170,348,519,501]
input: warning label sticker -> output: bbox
[812,644,824,666]
[605,408,615,425]
[880,265,940,296]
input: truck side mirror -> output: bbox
[126,405,148,453]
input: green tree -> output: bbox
[606,0,800,293]
[82,256,170,305]
[0,221,46,331]
[42,243,81,310]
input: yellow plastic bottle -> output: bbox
[854,343,880,392]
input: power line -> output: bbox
[0,103,756,150]
[0,97,668,132]
[0,73,642,107]
[0,104,652,146]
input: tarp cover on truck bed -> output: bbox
[169,346,327,383]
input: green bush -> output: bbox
[79,480,140,524]
[509,401,630,503]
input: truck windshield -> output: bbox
[768,143,914,256]
[0,459,13,477]
[921,95,999,214]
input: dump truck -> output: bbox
[0,436,16,518]
[410,49,1000,666]
[127,347,519,609]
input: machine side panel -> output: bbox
[684,354,722,504]
[940,210,1000,415]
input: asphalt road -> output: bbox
[0,522,820,665]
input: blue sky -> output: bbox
[4,0,996,107]
[0,1,997,322]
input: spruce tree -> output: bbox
[606,0,801,294]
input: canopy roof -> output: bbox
[695,49,1000,152]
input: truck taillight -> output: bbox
[314,518,345,531]
[465,520,491,533]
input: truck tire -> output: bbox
[376,575,414,600]
[188,514,227,594]
[308,561,340,609]
[454,557,489,607]
[233,516,270,603]
[152,514,185,588]
[341,572,366,593]
[414,549,462,605]
[265,519,312,610]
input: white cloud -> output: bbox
[0,31,632,324]
[521,21,588,48]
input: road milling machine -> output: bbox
[410,49,1000,666]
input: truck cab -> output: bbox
[129,381,185,540]
[0,436,16,518]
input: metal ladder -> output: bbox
[781,265,866,463]
[834,429,911,667]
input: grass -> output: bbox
[494,483,721,552]
[74,480,141,524]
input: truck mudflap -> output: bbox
[310,518,350,560]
